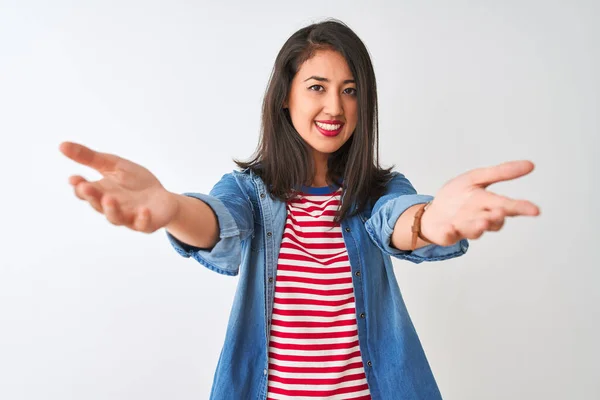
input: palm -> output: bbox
[59,141,178,233]
[421,160,540,246]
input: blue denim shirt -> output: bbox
[166,168,469,399]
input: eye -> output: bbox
[307,85,357,96]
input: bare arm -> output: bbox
[165,193,220,249]
[391,204,431,251]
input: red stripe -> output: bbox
[284,223,342,238]
[267,397,370,400]
[270,329,358,339]
[288,213,338,228]
[269,350,362,363]
[289,208,339,218]
[289,198,341,207]
[281,238,346,256]
[275,286,354,296]
[267,383,370,397]
[268,361,364,374]
[271,318,357,329]
[282,234,346,249]
[278,252,349,265]
[275,275,352,286]
[268,396,370,400]
[277,264,351,275]
[269,339,360,351]
[274,295,355,307]
[272,307,355,318]
[280,241,347,258]
[268,372,366,385]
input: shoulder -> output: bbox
[214,168,272,199]
[210,169,256,195]
[383,171,416,194]
[217,167,255,182]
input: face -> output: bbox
[285,49,358,163]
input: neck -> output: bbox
[311,153,329,187]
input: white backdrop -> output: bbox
[1,1,598,399]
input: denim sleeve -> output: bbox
[364,172,469,264]
[165,172,254,276]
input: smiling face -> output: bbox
[285,49,358,168]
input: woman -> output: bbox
[60,19,539,400]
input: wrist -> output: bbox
[411,201,433,250]
[164,191,183,230]
[419,202,434,243]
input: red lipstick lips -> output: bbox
[315,120,344,137]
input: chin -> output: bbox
[301,130,351,155]
[311,143,345,155]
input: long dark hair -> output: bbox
[235,19,394,222]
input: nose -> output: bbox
[324,91,343,117]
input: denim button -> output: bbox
[260,193,266,199]
[367,360,372,367]
[345,227,351,232]
[267,232,272,237]
[268,277,273,283]
[355,271,361,277]
[263,368,267,375]
[360,312,366,319]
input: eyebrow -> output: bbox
[303,76,355,84]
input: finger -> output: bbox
[455,213,490,240]
[71,176,89,200]
[474,191,540,217]
[502,200,540,217]
[102,196,125,226]
[465,218,488,239]
[467,160,535,188]
[486,209,506,232]
[459,209,508,237]
[132,207,152,233]
[444,208,506,243]
[435,222,462,247]
[59,141,119,173]
[75,182,104,213]
[68,175,87,186]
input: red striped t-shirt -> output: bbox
[266,185,372,400]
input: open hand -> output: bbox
[59,141,178,233]
[421,160,540,246]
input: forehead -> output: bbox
[296,49,354,81]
